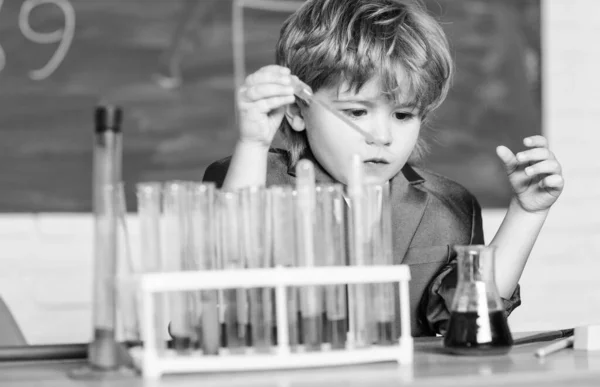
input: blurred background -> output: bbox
[1,0,598,346]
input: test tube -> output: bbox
[239,186,273,352]
[89,105,122,369]
[269,186,299,349]
[347,154,373,348]
[217,191,248,351]
[296,160,323,351]
[136,182,167,349]
[316,184,348,350]
[364,183,397,345]
[162,181,194,351]
[115,182,140,344]
[190,182,220,355]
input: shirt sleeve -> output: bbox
[419,195,522,335]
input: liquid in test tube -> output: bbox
[270,186,300,349]
[296,160,323,351]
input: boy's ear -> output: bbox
[284,101,306,132]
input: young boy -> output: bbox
[203,0,564,336]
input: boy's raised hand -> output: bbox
[237,65,296,148]
[496,136,564,213]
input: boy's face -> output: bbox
[293,76,421,185]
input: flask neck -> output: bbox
[455,245,496,286]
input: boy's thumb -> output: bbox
[496,145,518,173]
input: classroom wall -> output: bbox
[0,0,598,344]
[504,0,600,332]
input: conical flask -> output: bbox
[443,245,513,355]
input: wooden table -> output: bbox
[1,336,600,387]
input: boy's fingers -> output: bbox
[254,95,297,114]
[523,135,548,148]
[245,67,292,87]
[524,159,562,177]
[496,145,519,174]
[240,83,295,102]
[539,175,565,191]
[516,147,554,163]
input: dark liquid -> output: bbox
[170,335,192,352]
[326,319,347,349]
[443,310,513,355]
[376,321,396,346]
[301,316,323,351]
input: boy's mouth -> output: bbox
[363,158,389,165]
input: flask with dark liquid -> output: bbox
[443,245,513,356]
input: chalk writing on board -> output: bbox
[0,0,75,80]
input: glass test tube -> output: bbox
[190,182,220,355]
[296,160,323,351]
[364,183,397,345]
[162,181,194,351]
[114,182,140,344]
[136,182,167,349]
[347,154,373,348]
[270,186,299,349]
[316,184,348,349]
[90,105,122,369]
[217,191,248,351]
[240,186,273,352]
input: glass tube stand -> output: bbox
[128,265,413,380]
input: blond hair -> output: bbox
[275,0,454,167]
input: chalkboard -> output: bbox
[0,0,540,211]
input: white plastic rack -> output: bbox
[130,265,413,380]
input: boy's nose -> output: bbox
[367,123,392,146]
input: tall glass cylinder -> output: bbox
[136,182,166,348]
[363,183,396,345]
[90,104,122,369]
[240,186,273,351]
[347,156,372,348]
[162,181,194,351]
[217,190,248,351]
[190,182,220,355]
[269,186,299,349]
[296,160,322,351]
[315,184,347,349]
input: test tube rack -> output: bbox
[129,265,413,380]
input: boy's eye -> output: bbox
[342,109,367,118]
[394,112,414,121]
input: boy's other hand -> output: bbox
[496,136,564,213]
[237,65,297,148]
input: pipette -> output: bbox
[291,77,385,147]
[296,160,323,351]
